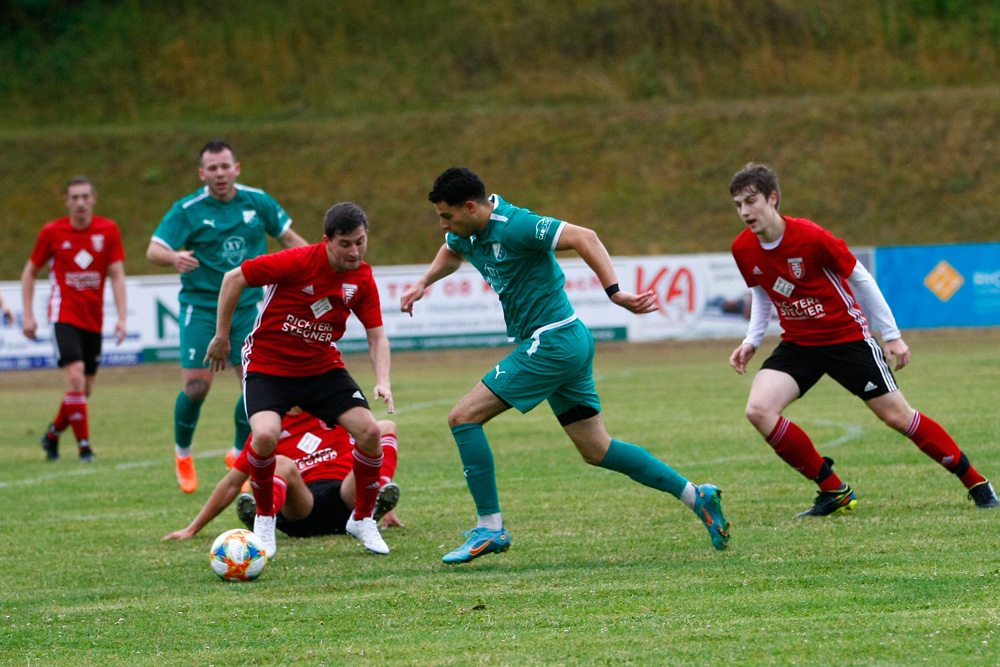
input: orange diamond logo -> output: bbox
[923,260,964,302]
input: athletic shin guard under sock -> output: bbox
[451,423,501,516]
[600,439,688,499]
[174,391,203,449]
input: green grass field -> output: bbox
[2,331,999,665]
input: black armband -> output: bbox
[604,283,620,298]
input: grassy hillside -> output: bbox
[2,86,999,280]
[2,1,999,279]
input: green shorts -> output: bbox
[482,317,600,417]
[178,303,257,369]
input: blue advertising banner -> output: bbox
[874,242,1000,329]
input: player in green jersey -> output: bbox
[401,167,730,562]
[147,139,307,493]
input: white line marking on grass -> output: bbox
[0,449,227,489]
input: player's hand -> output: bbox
[204,336,231,371]
[729,343,756,375]
[381,509,404,529]
[373,384,394,414]
[161,527,196,541]
[114,319,127,345]
[22,314,36,340]
[884,338,910,371]
[400,283,425,317]
[610,289,658,314]
[1,304,13,326]
[174,250,200,273]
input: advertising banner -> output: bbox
[874,243,1000,329]
[1,252,769,370]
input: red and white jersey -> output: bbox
[240,243,383,376]
[234,411,353,484]
[28,216,125,333]
[732,216,868,346]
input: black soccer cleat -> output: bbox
[40,424,61,461]
[795,484,857,518]
[373,482,400,523]
[968,481,999,509]
[78,445,96,463]
[236,493,257,529]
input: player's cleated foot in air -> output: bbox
[236,493,256,529]
[968,481,999,509]
[795,484,857,518]
[693,484,730,550]
[373,482,400,524]
[175,453,198,493]
[442,525,511,564]
[346,513,390,555]
[78,445,96,463]
[40,424,61,461]
[253,513,277,558]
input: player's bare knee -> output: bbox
[376,420,397,437]
[745,402,772,429]
[447,407,470,429]
[353,422,383,456]
[880,408,913,433]
[184,378,210,402]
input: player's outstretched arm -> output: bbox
[366,325,394,414]
[162,468,247,540]
[556,223,657,314]
[204,267,249,371]
[400,244,463,316]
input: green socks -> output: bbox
[174,391,203,449]
[234,394,250,453]
[600,439,689,499]
[451,423,501,516]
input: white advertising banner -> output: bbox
[0,252,770,370]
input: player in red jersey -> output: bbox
[162,408,402,542]
[727,163,997,515]
[20,176,127,463]
[205,202,394,557]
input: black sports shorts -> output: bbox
[53,322,102,375]
[761,339,898,399]
[277,478,352,537]
[244,368,369,423]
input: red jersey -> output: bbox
[239,244,383,376]
[234,411,353,484]
[732,216,869,345]
[28,216,125,333]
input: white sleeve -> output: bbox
[846,260,900,341]
[742,286,774,349]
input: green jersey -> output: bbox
[447,194,575,341]
[152,184,292,309]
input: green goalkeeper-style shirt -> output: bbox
[446,194,575,342]
[151,184,292,310]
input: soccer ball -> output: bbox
[209,528,268,582]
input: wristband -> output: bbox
[604,283,620,298]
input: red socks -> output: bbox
[767,417,844,491]
[905,412,985,489]
[352,449,383,519]
[247,446,276,517]
[54,392,88,442]
[379,433,399,487]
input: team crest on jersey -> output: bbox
[296,432,322,455]
[491,243,507,261]
[91,235,104,252]
[222,236,247,265]
[535,217,553,241]
[342,283,358,304]
[242,210,258,226]
[788,257,804,279]
[74,249,94,269]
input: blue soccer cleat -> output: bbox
[693,484,730,551]
[442,525,511,564]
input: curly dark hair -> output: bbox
[428,167,488,206]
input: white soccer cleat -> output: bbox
[253,513,278,559]
[345,513,390,555]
